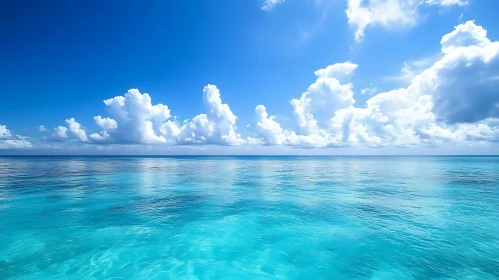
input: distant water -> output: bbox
[0,156,498,279]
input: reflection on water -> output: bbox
[0,156,498,279]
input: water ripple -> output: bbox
[0,156,498,279]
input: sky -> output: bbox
[1,0,499,155]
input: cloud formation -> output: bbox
[66,118,89,142]
[173,85,244,145]
[346,0,468,42]
[53,126,68,139]
[254,105,289,145]
[97,88,171,144]
[53,85,245,146]
[0,124,32,149]
[433,20,499,124]
[253,21,499,147]
[49,21,499,150]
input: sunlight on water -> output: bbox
[0,156,498,279]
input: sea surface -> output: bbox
[0,156,498,279]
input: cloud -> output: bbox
[66,118,89,142]
[360,84,378,95]
[173,84,244,145]
[261,0,285,11]
[53,126,68,139]
[425,0,468,6]
[0,125,11,139]
[89,131,111,142]
[384,55,440,83]
[0,124,32,149]
[346,0,420,42]
[38,125,47,132]
[291,62,356,136]
[440,20,489,52]
[432,21,499,124]
[94,88,171,144]
[44,21,499,150]
[314,61,358,79]
[353,21,499,144]
[52,85,245,146]
[93,116,118,131]
[254,21,499,147]
[346,0,468,42]
[250,62,359,148]
[254,105,289,145]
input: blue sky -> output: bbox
[2,0,499,155]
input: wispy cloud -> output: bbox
[384,55,440,83]
[261,0,285,11]
[360,84,378,95]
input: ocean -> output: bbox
[0,156,498,279]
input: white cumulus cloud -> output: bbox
[53,126,69,139]
[0,124,32,149]
[44,21,499,151]
[51,85,245,146]
[174,84,245,145]
[432,21,499,124]
[0,125,12,139]
[291,62,356,136]
[254,21,499,148]
[97,88,171,144]
[65,118,89,142]
[254,105,289,145]
[93,116,118,131]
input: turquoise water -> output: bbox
[0,157,498,279]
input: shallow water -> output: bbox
[0,156,498,279]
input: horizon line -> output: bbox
[1,155,499,157]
